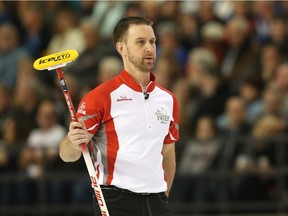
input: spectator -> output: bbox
[0,113,32,173]
[13,77,45,128]
[139,1,161,24]
[46,7,85,54]
[154,52,182,90]
[0,23,28,87]
[214,1,234,21]
[42,1,66,30]
[96,56,123,85]
[252,84,285,122]
[17,2,51,58]
[186,47,217,89]
[124,2,142,17]
[68,1,95,19]
[217,96,252,169]
[178,115,223,175]
[238,76,264,123]
[270,62,288,116]
[228,1,255,31]
[170,78,196,163]
[258,44,281,82]
[27,99,66,154]
[173,115,222,203]
[252,1,276,44]
[0,84,13,138]
[66,17,117,89]
[190,64,231,131]
[156,20,187,69]
[231,114,286,201]
[18,99,67,203]
[178,12,200,51]
[0,113,33,205]
[197,1,223,28]
[159,1,180,22]
[0,1,13,24]
[201,21,226,64]
[251,114,286,167]
[267,15,288,58]
[17,56,38,86]
[221,16,259,92]
[91,1,126,41]
[171,77,195,138]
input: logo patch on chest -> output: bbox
[155,108,170,124]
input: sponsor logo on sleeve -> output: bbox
[117,95,132,102]
[78,102,86,115]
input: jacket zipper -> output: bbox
[141,83,152,129]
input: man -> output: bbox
[59,16,180,216]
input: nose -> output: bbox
[145,42,154,53]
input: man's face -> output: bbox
[123,24,156,73]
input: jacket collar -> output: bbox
[118,69,156,93]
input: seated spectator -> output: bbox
[227,1,255,27]
[172,116,223,203]
[190,64,231,131]
[0,84,13,138]
[13,77,44,128]
[178,12,200,51]
[220,16,259,93]
[0,113,33,205]
[197,1,224,27]
[217,96,252,169]
[231,114,286,201]
[201,21,226,64]
[46,7,85,54]
[17,2,51,58]
[154,52,182,91]
[252,1,276,44]
[178,115,223,175]
[250,114,286,168]
[251,83,285,123]
[96,56,123,85]
[270,63,288,118]
[267,16,288,59]
[0,23,28,87]
[171,77,196,139]
[156,20,188,70]
[19,99,66,174]
[18,99,67,203]
[91,1,126,41]
[66,18,117,89]
[238,76,264,123]
[257,44,281,83]
[0,2,13,24]
[185,47,217,90]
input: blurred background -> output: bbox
[1,1,288,215]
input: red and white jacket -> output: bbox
[77,70,180,193]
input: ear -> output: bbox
[116,42,126,57]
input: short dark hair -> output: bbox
[112,16,153,46]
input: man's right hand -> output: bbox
[67,121,89,150]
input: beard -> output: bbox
[127,49,155,73]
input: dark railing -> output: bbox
[1,135,288,216]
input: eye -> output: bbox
[136,40,145,45]
[150,40,156,45]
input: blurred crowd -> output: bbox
[1,0,288,208]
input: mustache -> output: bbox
[143,55,155,59]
